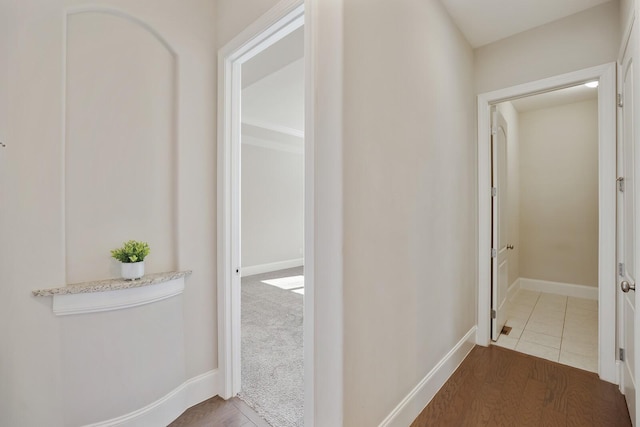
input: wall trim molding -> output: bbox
[62,5,180,282]
[519,277,599,300]
[65,5,178,55]
[378,326,477,427]
[241,258,304,277]
[84,369,219,427]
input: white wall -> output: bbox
[519,100,599,287]
[240,47,304,273]
[241,141,304,270]
[216,0,283,48]
[342,0,476,424]
[497,102,521,286]
[475,2,620,94]
[242,58,305,132]
[0,2,65,425]
[0,1,217,425]
[60,298,187,426]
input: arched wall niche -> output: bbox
[64,8,179,283]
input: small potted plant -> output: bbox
[111,240,150,280]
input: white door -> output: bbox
[619,20,637,425]
[491,108,510,341]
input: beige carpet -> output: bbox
[239,267,304,427]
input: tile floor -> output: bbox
[494,290,598,373]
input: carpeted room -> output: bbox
[240,267,304,426]
[238,25,305,427]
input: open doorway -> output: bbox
[238,26,305,426]
[490,84,600,373]
[476,63,618,384]
[217,3,309,427]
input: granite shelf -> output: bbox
[32,270,192,297]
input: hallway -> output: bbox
[411,345,630,426]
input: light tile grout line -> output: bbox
[559,296,568,359]
[523,292,559,361]
[509,291,540,333]
[528,294,563,360]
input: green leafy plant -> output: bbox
[111,240,150,263]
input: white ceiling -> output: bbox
[241,25,304,138]
[509,83,598,113]
[440,0,612,48]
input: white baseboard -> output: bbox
[519,278,598,300]
[507,278,521,302]
[85,369,219,427]
[378,326,477,427]
[241,258,303,277]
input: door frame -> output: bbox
[217,0,307,407]
[476,62,618,384]
[217,1,345,424]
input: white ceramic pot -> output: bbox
[121,261,145,280]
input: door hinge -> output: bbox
[491,125,497,136]
[491,309,497,319]
[491,248,497,258]
[619,262,625,277]
[618,177,625,192]
[618,93,624,108]
[491,187,497,197]
[620,348,625,361]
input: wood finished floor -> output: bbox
[411,345,631,427]
[170,345,630,427]
[169,396,271,427]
